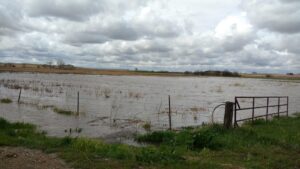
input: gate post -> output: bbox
[224,102,234,129]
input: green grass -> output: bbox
[0,98,12,104]
[1,114,300,169]
[53,107,76,116]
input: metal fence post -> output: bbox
[286,97,289,117]
[168,95,172,130]
[252,97,255,122]
[266,97,269,121]
[77,91,79,114]
[277,97,280,117]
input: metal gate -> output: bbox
[234,96,289,127]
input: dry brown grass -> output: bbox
[1,63,299,79]
[0,63,183,77]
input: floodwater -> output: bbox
[0,72,299,141]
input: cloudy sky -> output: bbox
[0,0,299,73]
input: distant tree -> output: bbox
[56,59,65,68]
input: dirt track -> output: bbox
[0,147,71,169]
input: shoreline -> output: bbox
[0,63,299,80]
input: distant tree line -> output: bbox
[41,59,75,70]
[184,70,240,77]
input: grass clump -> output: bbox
[0,98,12,104]
[142,122,151,132]
[53,107,76,116]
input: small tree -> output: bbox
[56,59,65,68]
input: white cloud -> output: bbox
[0,0,299,73]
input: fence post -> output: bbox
[18,88,22,103]
[277,97,280,117]
[77,91,79,114]
[234,97,237,127]
[266,97,269,121]
[287,97,289,117]
[224,102,234,129]
[168,95,172,130]
[252,97,255,122]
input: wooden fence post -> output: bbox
[224,102,234,129]
[77,91,79,114]
[168,95,172,130]
[18,88,22,103]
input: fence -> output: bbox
[234,96,289,127]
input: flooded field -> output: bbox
[0,72,299,141]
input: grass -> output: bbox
[0,98,12,104]
[1,114,300,168]
[53,107,77,116]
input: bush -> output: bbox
[191,129,222,150]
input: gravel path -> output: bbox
[0,147,72,169]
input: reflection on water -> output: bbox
[0,73,299,140]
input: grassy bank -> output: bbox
[1,115,300,169]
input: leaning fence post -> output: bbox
[168,95,172,130]
[77,91,79,114]
[224,102,234,129]
[18,88,22,103]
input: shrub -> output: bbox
[0,98,12,104]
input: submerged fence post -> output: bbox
[77,91,79,114]
[224,102,234,129]
[168,95,172,130]
[18,88,22,103]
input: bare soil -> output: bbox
[0,147,71,169]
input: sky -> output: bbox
[0,0,299,73]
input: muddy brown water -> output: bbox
[0,73,299,142]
